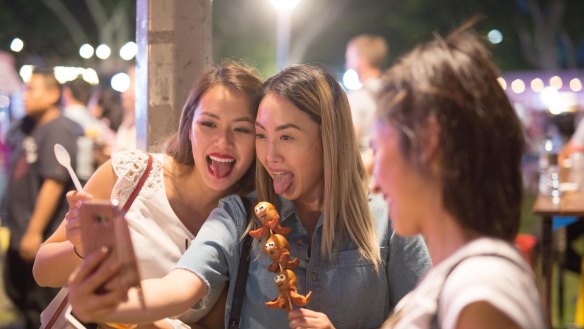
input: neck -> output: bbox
[421,209,480,265]
[166,159,226,234]
[294,195,323,235]
[35,107,60,125]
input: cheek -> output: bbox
[238,137,256,164]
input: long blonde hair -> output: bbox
[254,64,381,270]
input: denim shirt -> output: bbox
[176,194,431,329]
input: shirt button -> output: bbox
[311,271,319,281]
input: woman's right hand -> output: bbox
[68,247,128,323]
[65,190,95,257]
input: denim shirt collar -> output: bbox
[277,196,324,231]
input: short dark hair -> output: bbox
[65,76,93,105]
[376,20,525,241]
[32,66,62,106]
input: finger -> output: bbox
[66,190,93,207]
[72,289,126,322]
[83,253,124,295]
[65,210,81,228]
[69,247,111,287]
[84,287,127,312]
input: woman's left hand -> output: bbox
[68,247,128,323]
[288,308,335,329]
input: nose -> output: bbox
[370,159,382,194]
[215,127,234,149]
[370,179,382,194]
[265,138,282,163]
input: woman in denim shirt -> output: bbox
[67,64,431,329]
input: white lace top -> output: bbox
[111,149,224,325]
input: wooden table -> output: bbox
[533,188,584,326]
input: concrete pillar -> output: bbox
[135,0,212,151]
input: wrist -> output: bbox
[73,245,84,259]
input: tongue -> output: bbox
[273,173,293,194]
[210,160,233,178]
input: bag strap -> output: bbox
[122,154,153,212]
[228,196,254,329]
[45,154,153,329]
[45,294,70,329]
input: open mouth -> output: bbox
[207,154,235,179]
[272,171,294,195]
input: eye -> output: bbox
[280,135,292,141]
[275,274,285,283]
[234,126,253,134]
[199,121,216,128]
[255,133,266,139]
[265,242,275,249]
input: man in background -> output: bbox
[62,77,102,182]
[1,67,82,328]
[345,34,388,175]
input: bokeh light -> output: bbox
[79,44,94,59]
[96,44,111,60]
[120,41,138,61]
[10,38,24,52]
[111,72,130,92]
[343,69,362,91]
[487,29,503,44]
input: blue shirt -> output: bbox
[176,194,431,329]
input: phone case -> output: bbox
[79,200,141,294]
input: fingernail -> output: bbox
[100,246,109,253]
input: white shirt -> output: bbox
[384,237,546,329]
[112,150,224,325]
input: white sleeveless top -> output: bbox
[111,149,224,325]
[384,237,545,329]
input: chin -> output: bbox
[206,176,234,192]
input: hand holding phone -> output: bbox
[79,200,141,295]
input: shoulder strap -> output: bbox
[122,154,153,212]
[228,197,254,329]
[429,252,525,329]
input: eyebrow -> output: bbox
[255,122,302,131]
[200,111,252,123]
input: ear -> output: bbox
[421,115,440,164]
[47,85,61,107]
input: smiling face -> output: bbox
[371,120,426,236]
[190,85,255,192]
[255,93,324,205]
